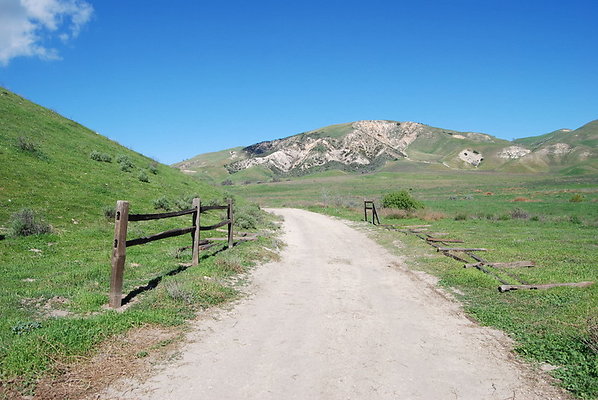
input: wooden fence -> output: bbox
[109,198,233,308]
[364,200,380,225]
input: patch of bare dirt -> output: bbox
[30,326,182,400]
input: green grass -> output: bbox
[0,88,282,392]
[231,169,598,399]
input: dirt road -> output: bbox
[101,208,567,400]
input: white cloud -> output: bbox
[0,0,93,66]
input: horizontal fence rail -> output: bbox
[109,198,234,308]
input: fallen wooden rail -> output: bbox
[109,198,234,308]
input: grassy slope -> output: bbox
[229,171,598,398]
[0,88,279,389]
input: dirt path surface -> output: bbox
[100,208,567,400]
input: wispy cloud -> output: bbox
[0,0,93,66]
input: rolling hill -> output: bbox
[176,119,598,183]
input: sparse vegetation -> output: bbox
[9,208,52,237]
[16,136,38,153]
[148,162,159,175]
[570,193,585,203]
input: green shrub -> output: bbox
[16,136,38,152]
[381,190,424,210]
[454,213,468,221]
[116,154,134,172]
[138,170,149,183]
[570,215,582,224]
[221,179,233,186]
[89,151,112,162]
[570,194,585,203]
[153,196,171,211]
[9,209,52,237]
[148,163,159,175]
[510,208,529,219]
[235,204,263,230]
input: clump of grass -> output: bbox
[89,151,112,163]
[214,253,244,274]
[585,316,598,355]
[382,190,424,210]
[174,194,198,210]
[510,207,529,219]
[164,280,194,304]
[570,193,585,203]
[138,170,149,183]
[102,205,116,220]
[116,154,134,172]
[221,179,233,186]
[11,321,42,335]
[454,213,468,221]
[570,215,582,224]
[16,136,38,152]
[498,214,511,221]
[153,196,171,211]
[9,209,52,237]
[379,209,410,220]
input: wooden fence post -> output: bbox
[227,198,234,249]
[192,198,201,266]
[364,200,367,222]
[110,200,129,308]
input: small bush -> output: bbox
[148,162,159,175]
[174,194,198,210]
[9,209,52,237]
[530,215,540,221]
[235,204,263,230]
[498,214,511,221]
[11,321,42,335]
[454,213,468,221]
[510,208,529,219]
[17,136,38,152]
[116,154,134,172]
[153,196,171,211]
[570,194,585,203]
[138,170,149,183]
[381,190,424,210]
[221,179,233,186]
[90,151,112,162]
[102,205,116,220]
[570,215,582,224]
[164,280,194,304]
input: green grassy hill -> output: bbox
[0,88,277,391]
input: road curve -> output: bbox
[101,208,567,400]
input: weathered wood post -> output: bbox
[192,198,201,266]
[364,200,367,222]
[110,200,129,308]
[227,198,234,249]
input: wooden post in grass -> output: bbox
[110,200,129,308]
[192,198,201,266]
[364,200,367,222]
[227,198,234,249]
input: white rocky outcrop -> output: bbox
[497,146,531,159]
[458,149,483,167]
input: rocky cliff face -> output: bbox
[227,120,434,173]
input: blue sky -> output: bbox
[1,0,597,164]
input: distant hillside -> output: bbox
[176,119,597,183]
[0,87,222,229]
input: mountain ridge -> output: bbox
[176,119,598,182]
